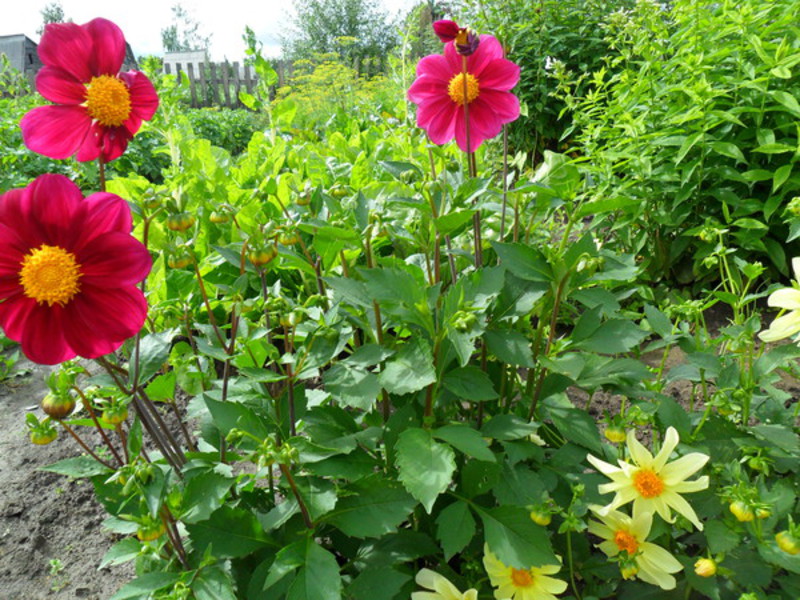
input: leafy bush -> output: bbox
[185,108,267,156]
[553,0,800,284]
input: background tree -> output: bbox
[282,0,397,74]
[161,3,212,53]
[400,1,451,63]
[37,1,68,36]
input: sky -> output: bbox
[0,0,421,60]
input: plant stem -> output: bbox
[566,530,582,600]
[73,387,124,466]
[279,463,313,529]
[60,421,115,469]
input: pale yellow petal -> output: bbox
[598,541,619,557]
[759,310,800,342]
[588,520,612,540]
[463,589,478,600]
[661,490,703,530]
[660,453,709,484]
[670,475,709,494]
[416,569,443,590]
[640,543,683,573]
[636,561,677,590]
[586,453,621,476]
[767,288,800,310]
[537,575,568,594]
[413,592,444,600]
[626,430,654,467]
[652,426,679,472]
[536,564,562,576]
[629,510,653,540]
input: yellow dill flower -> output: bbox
[412,569,477,600]
[483,545,567,600]
[586,426,709,530]
[759,257,800,342]
[588,506,683,590]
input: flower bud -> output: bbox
[620,563,638,580]
[604,426,627,444]
[694,558,717,577]
[529,508,552,527]
[729,500,754,522]
[248,245,278,267]
[167,211,195,232]
[41,393,76,420]
[30,429,58,445]
[775,531,800,555]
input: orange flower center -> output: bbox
[85,75,131,127]
[633,468,664,498]
[511,568,533,588]
[448,72,480,106]
[614,530,639,555]
[19,244,82,306]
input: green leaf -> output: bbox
[436,501,476,560]
[544,397,602,454]
[643,305,673,338]
[442,366,498,401]
[326,475,416,537]
[347,567,411,600]
[185,506,273,558]
[192,566,238,600]
[773,164,792,192]
[709,141,745,163]
[481,415,538,441]
[705,520,741,555]
[656,396,692,438]
[477,505,556,568]
[99,538,142,569]
[484,329,535,367]
[395,428,456,513]
[434,424,495,462]
[435,209,476,237]
[573,317,647,354]
[40,456,113,478]
[380,160,422,180]
[286,539,342,600]
[109,573,182,600]
[492,242,552,282]
[180,471,236,524]
[324,362,380,410]
[753,143,794,154]
[378,337,436,395]
[772,90,800,118]
[134,331,175,384]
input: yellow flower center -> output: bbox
[510,568,533,588]
[85,75,131,127]
[633,468,664,498]
[19,244,82,306]
[614,530,639,555]
[448,72,480,106]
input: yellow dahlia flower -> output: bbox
[483,545,567,600]
[759,257,800,342]
[588,506,683,590]
[412,569,477,600]
[586,426,709,530]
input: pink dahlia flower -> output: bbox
[20,18,158,163]
[0,174,152,364]
[408,35,520,153]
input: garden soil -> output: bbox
[0,358,131,600]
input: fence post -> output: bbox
[185,63,198,107]
[221,61,232,107]
[232,61,242,107]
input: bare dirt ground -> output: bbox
[0,358,131,600]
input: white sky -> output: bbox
[0,0,420,60]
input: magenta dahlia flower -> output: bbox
[0,174,152,364]
[20,18,158,163]
[408,35,520,153]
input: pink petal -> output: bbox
[0,294,38,343]
[99,125,134,163]
[444,41,463,73]
[38,22,93,82]
[417,95,453,129]
[35,66,87,104]
[77,231,152,286]
[408,76,448,103]
[122,70,159,121]
[20,105,92,160]
[468,99,502,142]
[433,20,459,43]
[454,109,488,153]
[75,122,104,162]
[0,191,39,250]
[0,224,26,270]
[479,90,520,123]
[20,303,75,365]
[86,18,126,76]
[469,36,506,77]
[479,58,520,91]
[64,285,148,357]
[415,54,454,82]
[77,192,133,244]
[425,101,458,146]
[0,275,22,298]
[27,174,87,248]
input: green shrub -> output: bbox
[554,0,800,285]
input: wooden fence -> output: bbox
[162,60,294,109]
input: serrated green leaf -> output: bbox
[192,566,237,600]
[773,164,792,192]
[287,539,342,600]
[481,415,538,441]
[492,242,552,282]
[436,501,476,560]
[40,456,113,478]
[99,538,142,569]
[347,567,411,600]
[378,337,436,395]
[772,90,800,118]
[442,366,498,401]
[109,572,182,600]
[483,329,535,367]
[395,428,456,513]
[477,505,556,568]
[434,424,495,462]
[180,471,236,524]
[185,506,273,558]
[326,475,416,537]
[705,520,741,555]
